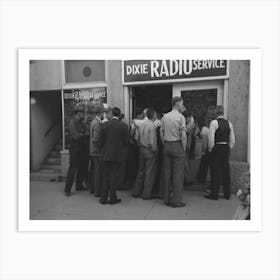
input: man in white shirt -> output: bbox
[205,105,235,200]
[160,97,187,208]
[133,108,158,199]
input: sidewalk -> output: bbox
[30,181,239,220]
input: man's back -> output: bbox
[161,109,186,142]
[100,118,129,162]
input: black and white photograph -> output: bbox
[2,1,280,280]
[27,57,251,221]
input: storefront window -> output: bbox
[64,60,105,83]
[63,87,107,149]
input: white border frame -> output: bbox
[19,49,261,232]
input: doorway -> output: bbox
[131,84,172,118]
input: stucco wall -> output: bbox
[30,60,62,91]
[30,91,62,170]
[107,60,124,112]
[228,60,250,162]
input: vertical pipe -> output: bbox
[223,79,229,118]
[61,88,65,150]
[61,60,65,150]
[123,86,130,126]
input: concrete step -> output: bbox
[54,145,63,151]
[50,151,61,158]
[30,171,60,182]
[44,157,61,165]
[41,164,61,172]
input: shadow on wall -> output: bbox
[30,91,62,171]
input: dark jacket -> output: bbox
[100,118,129,163]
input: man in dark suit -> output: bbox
[64,106,88,196]
[99,107,129,204]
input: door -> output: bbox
[173,81,224,186]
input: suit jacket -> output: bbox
[100,118,129,163]
[90,117,102,156]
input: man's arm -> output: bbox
[228,121,235,149]
[181,115,187,152]
[123,124,130,146]
[160,117,165,144]
[99,124,105,149]
[92,121,101,143]
[148,125,157,152]
[69,119,82,140]
[208,120,218,152]
[200,128,208,154]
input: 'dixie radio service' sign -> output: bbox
[122,60,228,84]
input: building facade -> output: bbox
[30,60,250,185]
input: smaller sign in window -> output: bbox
[63,87,107,149]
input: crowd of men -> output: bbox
[64,97,235,207]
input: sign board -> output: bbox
[63,87,107,105]
[123,60,228,84]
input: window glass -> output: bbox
[65,60,105,83]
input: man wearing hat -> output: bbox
[64,106,88,196]
[90,104,105,197]
[102,107,112,123]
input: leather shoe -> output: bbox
[64,192,71,197]
[110,198,122,205]
[99,198,108,205]
[132,194,140,198]
[223,196,231,200]
[170,202,186,208]
[76,185,87,191]
[204,195,218,200]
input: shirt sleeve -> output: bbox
[228,121,235,149]
[92,122,101,143]
[148,125,157,152]
[208,120,218,152]
[200,127,208,153]
[69,119,81,140]
[160,117,165,143]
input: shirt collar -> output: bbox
[172,108,180,114]
[112,116,119,120]
[217,116,225,119]
[96,116,102,123]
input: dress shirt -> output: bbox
[160,109,187,142]
[102,117,109,123]
[208,116,235,152]
[137,119,158,152]
[134,117,148,142]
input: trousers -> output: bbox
[64,143,85,193]
[101,161,121,202]
[163,141,185,204]
[210,145,231,198]
[133,147,157,198]
[90,156,102,196]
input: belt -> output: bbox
[215,142,228,145]
[164,140,181,143]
